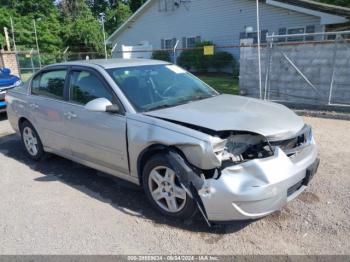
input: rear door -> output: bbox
[63,67,129,174]
[28,67,70,154]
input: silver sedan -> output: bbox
[6,59,319,225]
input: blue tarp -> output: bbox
[0,68,20,88]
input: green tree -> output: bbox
[127,0,146,12]
[0,2,62,58]
[86,0,113,17]
[104,2,132,35]
[0,0,57,16]
[0,7,14,49]
[317,0,350,7]
[60,0,105,53]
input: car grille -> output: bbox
[270,125,312,157]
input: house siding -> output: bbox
[111,0,322,59]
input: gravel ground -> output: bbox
[0,113,349,255]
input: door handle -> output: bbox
[64,111,77,120]
[29,103,39,109]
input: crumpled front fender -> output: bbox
[127,115,223,179]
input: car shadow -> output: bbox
[0,132,254,234]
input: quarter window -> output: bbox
[69,70,113,105]
[32,70,66,100]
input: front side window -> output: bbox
[69,70,113,105]
[108,64,218,112]
[32,70,66,100]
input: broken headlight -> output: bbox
[215,133,273,164]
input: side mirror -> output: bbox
[85,98,119,113]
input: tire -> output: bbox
[20,121,44,161]
[142,153,197,219]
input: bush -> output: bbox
[192,41,213,72]
[152,50,171,62]
[177,50,195,70]
[177,41,213,73]
[177,41,237,73]
[211,51,234,72]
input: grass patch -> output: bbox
[196,73,239,95]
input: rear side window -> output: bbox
[68,70,113,105]
[32,70,66,100]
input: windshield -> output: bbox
[107,64,218,112]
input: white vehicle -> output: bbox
[6,59,319,224]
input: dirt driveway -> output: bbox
[0,114,349,255]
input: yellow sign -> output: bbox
[204,45,214,56]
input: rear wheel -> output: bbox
[20,121,44,161]
[142,154,196,219]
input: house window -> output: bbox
[186,37,196,48]
[287,27,305,42]
[182,36,201,48]
[277,26,315,42]
[305,25,315,41]
[277,28,287,42]
[164,39,173,49]
[327,34,337,40]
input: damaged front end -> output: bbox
[166,124,318,225]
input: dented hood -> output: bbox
[145,94,304,139]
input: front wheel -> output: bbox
[20,121,44,161]
[142,154,196,219]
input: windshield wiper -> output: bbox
[147,103,175,111]
[146,94,215,112]
[191,94,214,101]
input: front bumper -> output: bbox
[199,143,318,221]
[0,91,6,113]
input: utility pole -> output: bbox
[33,19,42,68]
[10,17,17,52]
[99,13,108,60]
[256,0,262,99]
[4,27,11,51]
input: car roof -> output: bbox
[48,58,170,69]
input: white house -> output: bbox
[106,0,350,59]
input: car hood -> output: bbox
[0,75,19,88]
[145,94,304,139]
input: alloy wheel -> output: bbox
[148,166,187,213]
[22,126,39,156]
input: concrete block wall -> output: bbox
[239,42,350,105]
[0,51,20,76]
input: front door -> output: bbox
[63,68,129,174]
